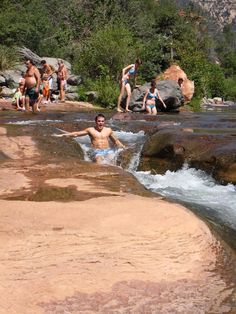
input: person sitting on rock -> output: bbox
[12,85,25,111]
[117,58,142,113]
[142,79,166,115]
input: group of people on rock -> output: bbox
[12,59,68,112]
[12,57,175,114]
[117,58,166,114]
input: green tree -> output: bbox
[75,24,137,80]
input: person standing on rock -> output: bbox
[57,60,68,103]
[142,79,166,115]
[117,58,142,113]
[24,59,41,113]
[41,60,55,102]
[53,113,125,163]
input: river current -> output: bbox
[2,108,236,249]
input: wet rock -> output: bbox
[140,129,236,184]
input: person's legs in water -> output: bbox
[145,99,157,115]
[146,104,152,115]
[25,88,39,113]
[152,105,157,115]
[92,148,115,163]
[35,94,43,112]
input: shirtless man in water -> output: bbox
[24,59,41,112]
[54,114,125,163]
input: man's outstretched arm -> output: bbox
[53,129,89,138]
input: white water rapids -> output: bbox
[76,130,236,230]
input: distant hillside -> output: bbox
[175,0,236,30]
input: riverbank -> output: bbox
[0,123,235,313]
[0,99,96,112]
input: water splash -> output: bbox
[134,164,236,229]
[75,130,146,165]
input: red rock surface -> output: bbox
[157,64,195,103]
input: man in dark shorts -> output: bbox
[24,59,41,112]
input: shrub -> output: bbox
[224,78,236,100]
[87,76,120,108]
[74,23,138,80]
[0,45,18,71]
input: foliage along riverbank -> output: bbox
[0,0,236,109]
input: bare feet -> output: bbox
[117,108,124,113]
[125,109,132,112]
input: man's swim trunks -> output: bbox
[25,87,39,102]
[91,148,114,159]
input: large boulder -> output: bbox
[65,93,79,101]
[67,74,82,86]
[140,129,236,184]
[17,47,72,73]
[42,57,71,74]
[0,86,15,98]
[0,75,6,85]
[121,80,184,112]
[157,65,195,103]
[1,70,22,88]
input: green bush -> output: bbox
[0,45,18,71]
[189,97,202,112]
[224,78,236,100]
[86,76,119,108]
[74,23,138,80]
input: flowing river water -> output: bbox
[1,105,236,312]
[2,108,236,248]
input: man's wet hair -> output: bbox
[41,60,46,65]
[95,113,106,121]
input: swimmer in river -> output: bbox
[53,114,125,163]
